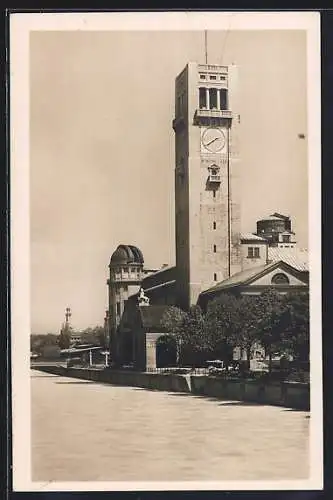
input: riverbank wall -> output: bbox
[32,364,309,411]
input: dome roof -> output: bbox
[110,244,144,266]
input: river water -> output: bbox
[31,369,309,482]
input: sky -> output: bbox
[30,29,308,334]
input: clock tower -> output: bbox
[172,62,242,309]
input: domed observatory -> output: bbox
[107,245,144,361]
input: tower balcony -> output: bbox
[208,174,221,184]
[194,108,232,127]
[195,108,233,120]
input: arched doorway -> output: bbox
[156,335,177,368]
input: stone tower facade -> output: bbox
[173,62,242,309]
[107,245,144,360]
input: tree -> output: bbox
[257,288,290,372]
[80,326,106,347]
[160,306,187,364]
[236,294,265,370]
[280,292,309,364]
[58,327,71,350]
[205,294,240,366]
[181,305,207,366]
[30,333,59,354]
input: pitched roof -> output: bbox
[201,259,307,296]
[201,263,274,295]
[141,265,177,290]
[240,232,268,242]
[268,247,308,271]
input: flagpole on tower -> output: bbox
[205,30,208,64]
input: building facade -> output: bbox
[107,62,309,370]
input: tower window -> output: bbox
[213,244,217,253]
[200,74,206,79]
[116,302,121,316]
[282,235,291,243]
[209,75,217,80]
[209,88,218,109]
[213,221,216,230]
[214,273,217,281]
[220,76,226,81]
[213,190,216,199]
[220,89,228,110]
[199,87,206,109]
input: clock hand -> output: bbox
[205,137,220,146]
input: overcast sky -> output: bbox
[30,29,308,334]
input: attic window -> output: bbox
[271,273,290,285]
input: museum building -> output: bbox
[106,62,309,370]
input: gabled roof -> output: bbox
[240,232,268,242]
[201,260,307,296]
[268,247,308,272]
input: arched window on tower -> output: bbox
[271,273,290,285]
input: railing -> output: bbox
[146,367,210,375]
[208,174,221,183]
[195,109,232,119]
[198,64,228,72]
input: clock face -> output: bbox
[201,128,226,153]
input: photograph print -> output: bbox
[10,11,322,492]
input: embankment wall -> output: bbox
[32,364,309,410]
